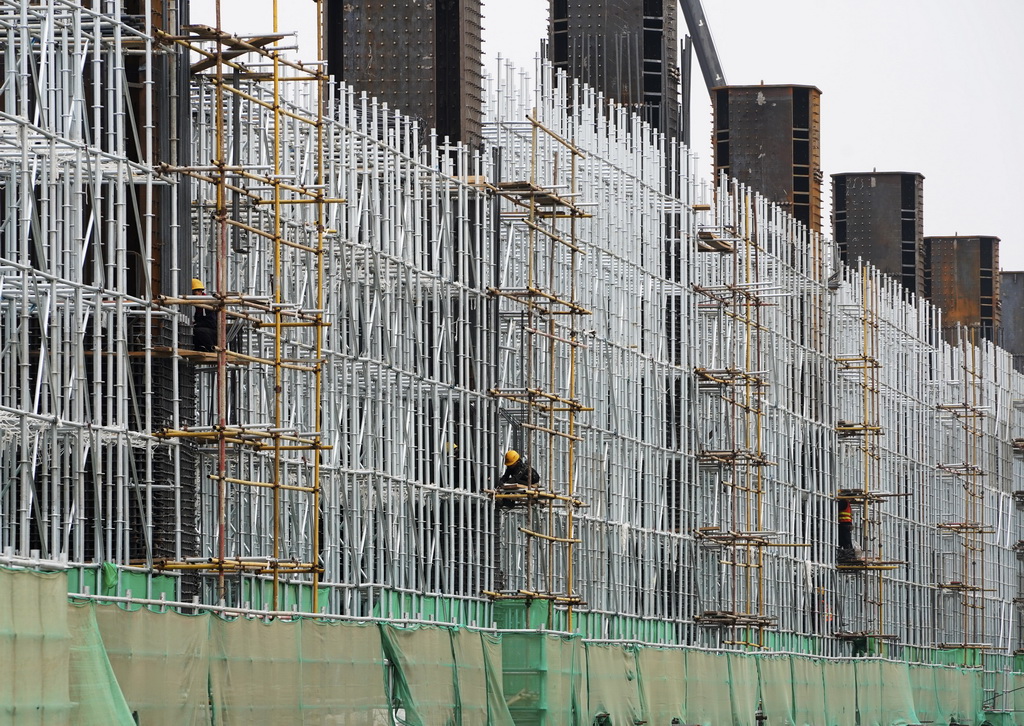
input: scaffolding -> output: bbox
[4,1,1024,682]
[151,15,330,610]
[833,266,905,648]
[934,327,993,658]
[0,0,164,568]
[692,184,779,645]
[488,67,714,641]
[486,110,590,627]
[689,178,838,650]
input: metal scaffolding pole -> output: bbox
[0,0,162,574]
[486,109,591,628]
[3,5,1024,682]
[935,326,993,660]
[153,13,329,609]
[833,265,907,653]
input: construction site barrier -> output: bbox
[2,567,1020,725]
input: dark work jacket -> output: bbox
[193,298,217,351]
[500,460,539,486]
[194,304,216,332]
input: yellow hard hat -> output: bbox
[191,278,205,291]
[504,450,519,466]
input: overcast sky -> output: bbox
[197,1,1024,270]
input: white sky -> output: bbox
[195,0,1024,270]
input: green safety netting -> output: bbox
[854,659,920,726]
[6,567,1024,725]
[95,604,210,725]
[909,663,982,726]
[380,624,458,725]
[380,623,515,726]
[790,656,827,726]
[0,568,72,725]
[65,604,135,725]
[727,652,758,724]
[820,658,858,726]
[480,632,517,726]
[855,658,886,726]
[757,653,795,725]
[786,651,827,724]
[635,647,685,722]
[295,619,392,724]
[0,568,133,726]
[908,665,941,724]
[877,660,920,726]
[937,663,987,724]
[1013,672,1024,722]
[501,632,586,726]
[209,613,303,724]
[450,627,491,724]
[682,649,733,726]
[584,642,643,725]
[933,664,964,724]
[97,605,394,725]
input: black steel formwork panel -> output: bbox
[924,235,1001,343]
[713,84,822,233]
[832,171,924,297]
[1000,272,1024,373]
[338,1,436,124]
[327,0,482,147]
[551,0,683,141]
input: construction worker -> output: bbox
[495,450,540,513]
[837,499,855,562]
[499,449,539,488]
[191,278,216,352]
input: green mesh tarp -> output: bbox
[452,627,513,725]
[95,604,211,725]
[958,667,985,725]
[1,568,135,726]
[380,624,458,725]
[635,647,685,722]
[854,659,919,726]
[683,649,733,726]
[0,567,73,725]
[908,665,940,724]
[99,605,393,725]
[298,619,391,724]
[381,624,515,725]
[1013,672,1024,723]
[938,665,984,725]
[571,636,589,722]
[584,642,643,726]
[790,656,827,726]
[66,604,135,726]
[727,652,758,724]
[933,665,965,724]
[0,567,1011,725]
[855,659,885,726]
[757,654,795,726]
[210,616,392,725]
[502,632,585,726]
[480,632,516,726]
[876,660,919,726]
[921,663,983,724]
[820,659,857,726]
[209,615,303,724]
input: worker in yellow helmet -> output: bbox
[191,278,216,352]
[499,449,539,488]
